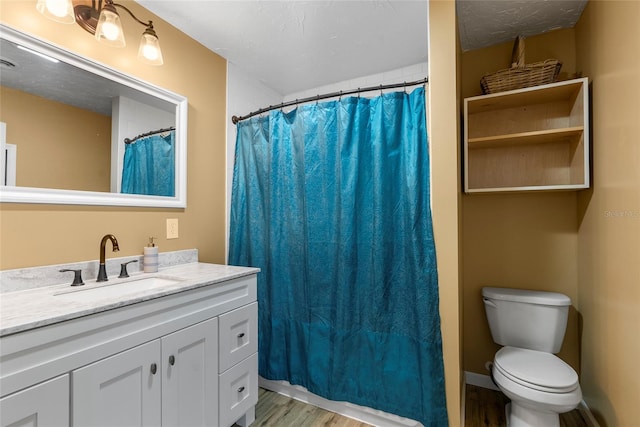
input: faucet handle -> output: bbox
[59,269,85,287]
[118,260,139,278]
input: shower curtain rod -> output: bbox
[124,126,176,144]
[231,77,428,124]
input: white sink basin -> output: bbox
[54,275,184,302]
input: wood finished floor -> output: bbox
[234,388,373,427]
[235,385,589,427]
[464,384,588,427]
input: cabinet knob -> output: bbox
[169,355,175,366]
[237,386,245,393]
[150,363,157,375]
[237,332,245,338]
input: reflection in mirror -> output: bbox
[0,24,187,207]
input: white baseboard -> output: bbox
[464,371,500,391]
[464,372,600,427]
[460,376,466,427]
[578,401,600,427]
[258,377,423,427]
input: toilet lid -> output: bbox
[494,347,579,393]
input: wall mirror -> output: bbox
[0,24,187,208]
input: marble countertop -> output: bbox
[0,262,260,337]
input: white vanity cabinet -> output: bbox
[0,375,69,427]
[72,318,218,427]
[0,266,258,427]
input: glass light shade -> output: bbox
[138,32,164,66]
[35,0,75,24]
[95,6,125,47]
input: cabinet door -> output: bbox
[162,317,218,427]
[0,375,69,427]
[72,340,161,427]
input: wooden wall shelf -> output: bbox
[464,78,590,193]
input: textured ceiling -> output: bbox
[0,38,118,115]
[457,0,587,51]
[137,0,429,96]
[0,1,589,111]
[138,0,587,96]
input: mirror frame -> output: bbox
[0,24,188,208]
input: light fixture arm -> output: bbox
[109,0,154,30]
[73,0,154,36]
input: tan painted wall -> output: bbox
[428,1,462,425]
[0,1,227,269]
[1,2,465,423]
[574,2,640,425]
[461,30,581,376]
[0,86,111,191]
[460,28,579,100]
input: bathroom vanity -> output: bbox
[0,262,259,427]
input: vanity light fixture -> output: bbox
[35,0,164,65]
[35,0,75,24]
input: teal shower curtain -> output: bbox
[229,87,447,426]
[121,131,175,197]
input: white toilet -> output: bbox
[482,287,582,427]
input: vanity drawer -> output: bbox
[218,302,257,372]
[219,352,258,427]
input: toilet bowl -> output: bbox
[482,287,582,427]
[492,347,582,427]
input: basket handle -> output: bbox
[511,35,525,69]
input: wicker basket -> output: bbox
[480,36,562,94]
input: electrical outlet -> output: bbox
[166,218,179,239]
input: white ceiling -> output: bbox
[137,0,429,96]
[138,0,587,96]
[457,0,587,51]
[0,1,588,110]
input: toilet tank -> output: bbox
[482,287,571,353]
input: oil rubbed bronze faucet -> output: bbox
[97,234,120,282]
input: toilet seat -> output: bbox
[492,356,582,417]
[494,347,579,393]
